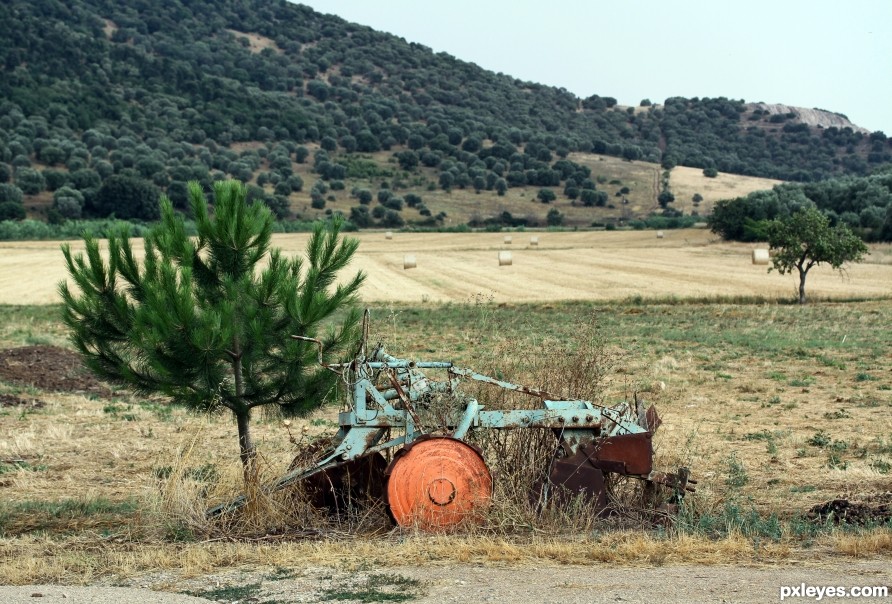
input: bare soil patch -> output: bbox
[0,392,45,409]
[223,29,281,54]
[0,345,111,397]
[809,492,892,526]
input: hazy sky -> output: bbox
[295,0,892,135]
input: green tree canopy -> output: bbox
[546,207,564,226]
[91,175,161,221]
[766,206,868,304]
[537,188,556,203]
[60,180,365,481]
[52,186,85,220]
[0,183,24,205]
[15,167,46,195]
[0,202,26,221]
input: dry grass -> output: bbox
[669,166,783,216]
[275,149,654,228]
[831,531,892,557]
[567,153,662,216]
[0,533,772,586]
[1,273,891,583]
[3,301,890,519]
[6,525,892,586]
[4,229,892,305]
[223,29,282,55]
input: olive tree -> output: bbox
[766,206,867,304]
[91,175,161,220]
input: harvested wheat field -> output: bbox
[2,229,891,305]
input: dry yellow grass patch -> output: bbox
[831,531,892,557]
[0,532,801,586]
[568,152,662,213]
[101,19,117,39]
[670,166,783,216]
[224,29,281,54]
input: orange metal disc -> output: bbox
[386,436,492,531]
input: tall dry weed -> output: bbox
[453,309,690,533]
[146,419,396,540]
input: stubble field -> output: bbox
[2,229,892,305]
[0,229,890,599]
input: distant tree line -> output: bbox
[709,171,892,242]
[0,0,890,227]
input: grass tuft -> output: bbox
[321,573,423,603]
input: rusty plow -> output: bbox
[207,314,694,531]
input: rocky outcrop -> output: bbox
[750,103,870,133]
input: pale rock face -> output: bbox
[750,103,870,133]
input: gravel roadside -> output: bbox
[0,586,213,604]
[3,560,889,604]
[403,561,892,603]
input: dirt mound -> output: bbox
[0,392,45,409]
[807,492,892,525]
[0,345,112,398]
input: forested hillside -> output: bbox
[1,0,890,228]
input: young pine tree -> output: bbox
[60,180,364,484]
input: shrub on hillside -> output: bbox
[0,183,24,204]
[90,175,161,221]
[0,202,26,221]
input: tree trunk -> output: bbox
[232,336,256,486]
[798,267,808,305]
[236,409,256,485]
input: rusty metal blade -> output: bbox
[581,432,654,476]
[298,453,388,515]
[539,450,608,511]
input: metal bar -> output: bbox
[477,409,604,429]
[340,410,408,427]
[451,399,481,439]
[206,456,345,517]
[387,369,425,433]
[364,433,409,454]
[365,379,393,409]
[448,366,560,400]
[352,372,365,414]
[366,361,454,369]
[378,379,453,401]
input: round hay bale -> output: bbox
[752,249,770,265]
[498,251,512,266]
[503,235,512,244]
[530,236,539,246]
[656,231,664,239]
[385,231,393,240]
[403,254,417,270]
